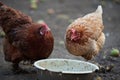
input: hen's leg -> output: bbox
[12,63,19,70]
[12,62,29,74]
[12,62,22,74]
[21,60,32,65]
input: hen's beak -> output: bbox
[45,24,50,31]
[37,20,50,31]
[71,35,77,41]
[70,29,76,40]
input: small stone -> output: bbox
[40,0,45,3]
[57,14,69,20]
[37,20,45,24]
[47,8,55,15]
[101,0,106,6]
[107,17,112,21]
[96,76,102,80]
[114,0,120,4]
[30,0,38,10]
[105,32,110,37]
[99,65,106,73]
[106,64,114,72]
[68,19,74,23]
[59,41,64,45]
[0,31,5,37]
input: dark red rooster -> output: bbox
[0,2,54,72]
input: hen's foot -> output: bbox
[12,63,29,74]
[21,60,32,65]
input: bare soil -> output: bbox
[0,0,120,80]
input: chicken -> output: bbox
[0,2,54,71]
[65,5,105,60]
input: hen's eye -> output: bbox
[39,27,43,31]
[38,27,45,35]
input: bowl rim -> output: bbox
[34,58,99,74]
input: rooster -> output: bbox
[0,2,54,72]
[65,5,105,60]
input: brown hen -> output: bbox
[0,2,54,72]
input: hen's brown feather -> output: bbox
[0,2,54,68]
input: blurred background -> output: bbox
[0,0,120,80]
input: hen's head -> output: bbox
[18,22,53,53]
[26,22,52,41]
[38,22,50,36]
[67,26,92,45]
[70,29,81,42]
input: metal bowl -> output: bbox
[34,59,99,80]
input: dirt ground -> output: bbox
[0,0,120,80]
